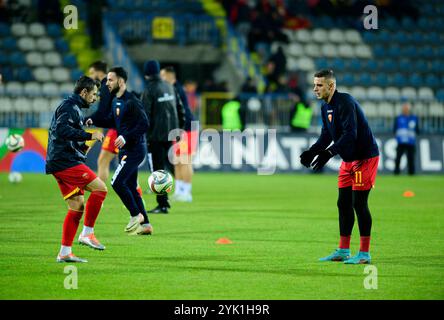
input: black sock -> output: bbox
[337,187,354,236]
[353,190,372,236]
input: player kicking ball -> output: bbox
[300,70,379,264]
[46,76,108,263]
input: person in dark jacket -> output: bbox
[88,60,119,183]
[46,75,108,263]
[300,69,380,265]
[160,66,196,203]
[86,67,152,236]
[141,60,185,214]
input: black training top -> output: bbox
[310,90,379,162]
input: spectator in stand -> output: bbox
[184,80,199,114]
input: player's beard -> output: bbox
[109,83,120,96]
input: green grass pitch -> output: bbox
[0,172,443,300]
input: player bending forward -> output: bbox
[46,76,108,263]
[300,69,379,264]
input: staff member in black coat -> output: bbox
[141,60,185,214]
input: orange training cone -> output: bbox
[403,190,415,197]
[216,238,233,244]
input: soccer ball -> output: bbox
[148,170,174,195]
[5,134,25,152]
[8,171,22,183]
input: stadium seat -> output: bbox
[342,73,354,86]
[384,87,401,101]
[350,86,367,100]
[52,67,70,83]
[287,43,304,57]
[42,83,60,97]
[425,74,439,88]
[331,58,345,70]
[328,28,344,43]
[60,83,74,96]
[412,102,429,117]
[287,57,298,71]
[436,89,444,102]
[391,73,407,87]
[62,54,78,68]
[378,30,391,43]
[24,82,42,97]
[321,43,338,58]
[378,102,395,117]
[338,44,355,58]
[367,86,384,101]
[357,73,371,86]
[70,69,84,82]
[13,97,33,112]
[43,52,62,67]
[26,51,44,66]
[46,23,62,38]
[10,52,26,66]
[354,45,372,58]
[312,28,328,43]
[401,87,417,101]
[408,74,423,87]
[0,97,13,112]
[17,36,36,51]
[0,50,8,65]
[33,67,52,82]
[36,37,55,51]
[429,102,444,117]
[0,23,10,37]
[361,101,378,118]
[55,38,69,52]
[2,37,17,51]
[344,29,361,44]
[315,58,329,70]
[5,82,24,96]
[32,97,50,112]
[304,43,321,57]
[374,74,388,87]
[296,57,315,72]
[28,22,46,37]
[295,29,311,43]
[11,23,27,37]
[17,67,34,82]
[418,87,435,102]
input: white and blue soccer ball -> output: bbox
[8,171,22,183]
[5,134,25,152]
[148,170,173,195]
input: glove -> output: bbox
[312,149,334,172]
[300,150,317,168]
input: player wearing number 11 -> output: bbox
[300,70,379,264]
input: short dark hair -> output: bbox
[109,66,128,82]
[89,60,107,73]
[162,66,176,75]
[73,76,97,94]
[314,69,335,80]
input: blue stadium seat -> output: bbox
[431,60,444,73]
[0,23,10,37]
[410,32,423,44]
[348,58,361,71]
[332,58,345,70]
[401,17,414,30]
[383,17,399,31]
[363,59,377,71]
[394,32,409,44]
[70,69,84,82]
[375,74,388,87]
[378,30,391,43]
[414,60,427,72]
[0,50,8,65]
[425,74,439,88]
[408,74,423,87]
[387,45,401,58]
[436,89,444,102]
[399,59,410,71]
[342,73,354,86]
[373,44,385,57]
[434,46,444,59]
[391,73,407,87]
[361,31,377,44]
[2,37,17,51]
[46,23,62,37]
[16,67,34,82]
[315,58,328,70]
[55,38,69,53]
[357,73,372,86]
[401,46,417,58]
[10,52,26,66]
[380,59,397,72]
[419,46,434,59]
[63,54,77,68]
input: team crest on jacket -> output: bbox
[116,108,120,116]
[328,114,333,122]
